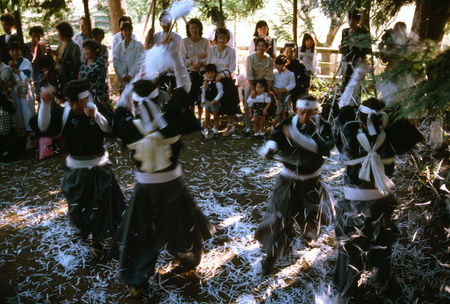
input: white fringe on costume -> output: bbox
[339,62,370,108]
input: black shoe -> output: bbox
[261,256,276,275]
[90,240,104,257]
[127,282,148,298]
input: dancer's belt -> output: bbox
[343,186,388,201]
[280,166,321,181]
[66,152,110,169]
[135,164,183,184]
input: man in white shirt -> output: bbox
[0,13,18,64]
[111,16,137,58]
[113,22,144,90]
[72,16,93,62]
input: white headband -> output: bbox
[132,89,159,102]
[78,90,90,100]
[358,105,389,136]
[296,99,318,110]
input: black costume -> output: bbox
[286,59,309,106]
[0,33,18,64]
[113,83,215,290]
[333,102,422,301]
[339,27,372,89]
[256,110,334,273]
[32,87,124,245]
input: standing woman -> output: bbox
[245,38,274,136]
[55,22,81,97]
[80,39,109,103]
[206,28,240,136]
[249,20,277,59]
[182,18,210,121]
[298,33,318,93]
[8,41,35,133]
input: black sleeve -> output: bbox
[29,106,64,137]
[313,119,335,156]
[159,88,201,138]
[335,106,358,153]
[112,106,143,146]
[386,119,423,155]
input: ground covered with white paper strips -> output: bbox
[0,131,448,303]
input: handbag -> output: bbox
[0,109,12,136]
[38,136,54,160]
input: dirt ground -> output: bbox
[0,123,448,303]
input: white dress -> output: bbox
[10,57,35,131]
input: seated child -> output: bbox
[273,55,295,124]
[247,80,271,136]
[201,63,223,138]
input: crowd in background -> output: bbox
[0,10,373,162]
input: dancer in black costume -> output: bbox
[256,95,334,274]
[32,80,125,255]
[113,39,215,297]
[333,97,422,303]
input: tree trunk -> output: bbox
[219,0,223,12]
[412,0,449,43]
[293,0,298,46]
[82,0,92,37]
[319,17,344,75]
[107,0,127,34]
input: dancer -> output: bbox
[339,10,371,91]
[255,95,334,274]
[113,38,215,297]
[334,97,422,302]
[33,80,125,255]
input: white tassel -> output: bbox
[142,45,175,81]
[339,62,370,108]
[167,0,193,20]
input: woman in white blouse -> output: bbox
[181,18,210,121]
[206,28,240,136]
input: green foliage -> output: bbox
[195,0,264,22]
[383,42,450,121]
[124,0,151,24]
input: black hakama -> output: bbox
[256,116,334,272]
[333,105,422,299]
[255,175,326,257]
[113,87,215,288]
[62,164,125,241]
[117,177,215,286]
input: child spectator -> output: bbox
[273,55,295,123]
[298,33,318,93]
[247,80,271,137]
[201,64,223,138]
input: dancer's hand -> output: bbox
[83,106,96,118]
[41,86,55,104]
